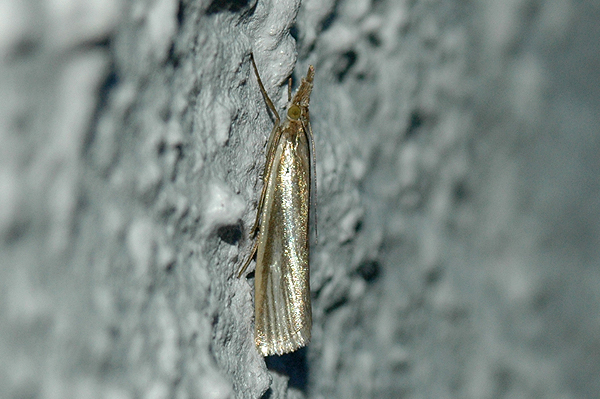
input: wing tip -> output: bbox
[256,327,311,356]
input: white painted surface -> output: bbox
[1,0,599,398]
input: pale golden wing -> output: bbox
[253,127,312,356]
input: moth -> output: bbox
[238,53,315,356]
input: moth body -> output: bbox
[239,53,315,357]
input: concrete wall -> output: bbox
[1,0,599,398]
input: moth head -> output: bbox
[287,105,301,120]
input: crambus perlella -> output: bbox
[238,53,315,356]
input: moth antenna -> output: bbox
[306,120,318,244]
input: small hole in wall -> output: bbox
[93,68,118,120]
[406,111,424,138]
[164,256,176,273]
[159,106,172,122]
[157,140,167,156]
[176,0,185,26]
[356,260,381,283]
[216,222,243,245]
[167,42,180,69]
[367,32,382,47]
[206,0,251,14]
[82,64,119,157]
[453,181,468,202]
[290,25,299,41]
[424,267,443,286]
[321,12,336,32]
[324,294,349,314]
[354,219,363,233]
[335,50,358,82]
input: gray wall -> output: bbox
[1,0,599,398]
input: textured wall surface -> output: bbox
[1,0,599,398]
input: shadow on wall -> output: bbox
[264,347,309,392]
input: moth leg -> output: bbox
[250,53,280,125]
[238,233,260,278]
[288,77,292,102]
[248,52,285,237]
[249,126,283,236]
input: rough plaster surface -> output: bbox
[1,0,599,398]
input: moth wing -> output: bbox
[253,128,312,356]
[305,119,318,243]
